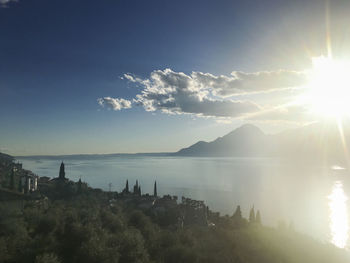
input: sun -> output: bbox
[303,56,350,118]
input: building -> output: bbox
[50,162,69,183]
[59,162,65,180]
[19,171,38,193]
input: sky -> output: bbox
[1,0,350,155]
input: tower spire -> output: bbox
[154,181,157,197]
[59,162,65,180]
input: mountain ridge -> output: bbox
[175,122,350,164]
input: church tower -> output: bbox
[59,162,65,180]
[154,181,157,197]
[125,179,129,193]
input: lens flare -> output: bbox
[328,181,349,248]
[303,57,350,118]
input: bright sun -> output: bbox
[304,56,350,118]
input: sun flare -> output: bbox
[304,57,350,118]
[328,181,349,248]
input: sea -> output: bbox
[17,155,350,249]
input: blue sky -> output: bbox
[1,0,349,155]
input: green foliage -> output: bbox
[163,245,198,263]
[9,169,15,190]
[35,253,61,263]
[0,191,349,263]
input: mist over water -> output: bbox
[18,156,350,248]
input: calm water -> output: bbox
[17,156,350,248]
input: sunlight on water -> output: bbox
[328,181,349,248]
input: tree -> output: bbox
[18,178,23,193]
[232,205,242,220]
[24,175,29,194]
[77,178,82,194]
[126,180,129,193]
[249,207,255,223]
[133,180,139,194]
[35,253,61,263]
[9,168,15,190]
[256,210,261,225]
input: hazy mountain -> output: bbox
[176,124,270,157]
[175,122,350,164]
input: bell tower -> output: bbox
[59,162,65,180]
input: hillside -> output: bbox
[1,183,349,263]
[175,122,350,164]
[0,152,14,162]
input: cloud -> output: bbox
[97,97,132,111]
[98,68,310,122]
[0,0,18,8]
[192,70,307,97]
[120,69,260,118]
[121,73,144,83]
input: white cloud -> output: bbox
[192,70,307,97]
[122,73,144,83]
[97,97,132,111]
[130,68,260,118]
[98,68,310,122]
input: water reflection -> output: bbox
[328,181,349,248]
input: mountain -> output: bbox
[175,122,350,164]
[176,124,269,157]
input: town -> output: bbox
[0,152,261,228]
[1,152,348,263]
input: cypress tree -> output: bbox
[133,180,138,194]
[233,205,242,220]
[249,207,255,223]
[256,210,261,225]
[126,180,129,193]
[77,178,82,194]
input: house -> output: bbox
[20,171,38,193]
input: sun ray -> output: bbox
[336,118,350,168]
[325,0,333,59]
